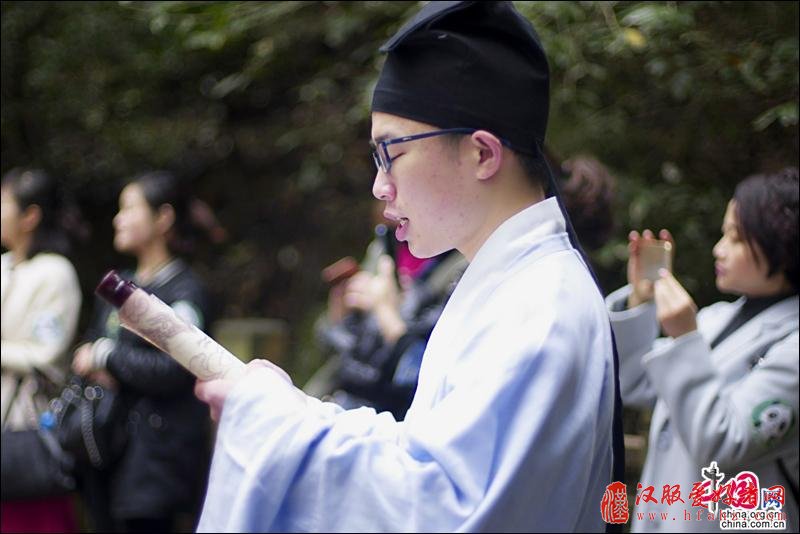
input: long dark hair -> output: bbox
[734,166,799,292]
[2,168,88,259]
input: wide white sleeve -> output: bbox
[198,367,462,532]
[642,329,799,472]
[1,261,82,374]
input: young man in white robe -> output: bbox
[195,2,623,531]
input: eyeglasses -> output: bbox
[369,128,478,174]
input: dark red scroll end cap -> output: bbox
[95,270,139,308]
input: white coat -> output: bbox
[608,286,799,532]
[1,252,82,430]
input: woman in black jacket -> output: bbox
[72,171,213,533]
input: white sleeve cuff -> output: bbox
[605,284,660,358]
[92,337,115,369]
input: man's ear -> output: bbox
[469,131,503,181]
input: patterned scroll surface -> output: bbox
[119,290,242,381]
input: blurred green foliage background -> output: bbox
[2,1,798,383]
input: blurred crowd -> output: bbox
[1,157,797,533]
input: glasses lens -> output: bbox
[371,143,391,173]
[379,144,391,173]
[371,149,382,172]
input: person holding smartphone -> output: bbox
[310,232,467,420]
[607,167,798,532]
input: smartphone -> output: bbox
[638,240,673,282]
[321,256,359,286]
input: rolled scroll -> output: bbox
[95,270,245,381]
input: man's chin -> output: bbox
[408,240,450,259]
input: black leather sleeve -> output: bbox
[105,338,195,398]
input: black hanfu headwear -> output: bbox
[372,1,548,156]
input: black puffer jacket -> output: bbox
[81,260,212,525]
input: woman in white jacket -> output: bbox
[1,168,83,532]
[608,167,798,532]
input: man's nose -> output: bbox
[372,171,396,201]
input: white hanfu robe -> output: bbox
[198,197,615,532]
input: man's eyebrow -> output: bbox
[373,134,392,143]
